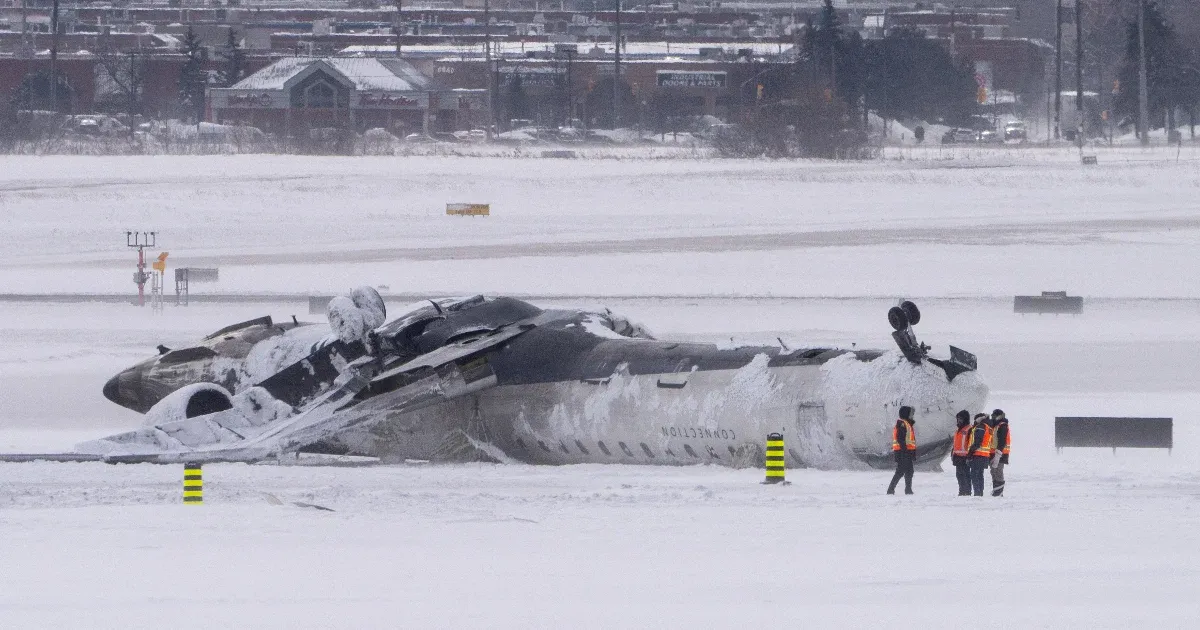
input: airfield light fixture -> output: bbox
[126,231,158,307]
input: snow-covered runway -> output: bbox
[4,456,1199,629]
[2,295,1197,628]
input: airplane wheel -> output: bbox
[900,300,921,326]
[888,306,909,331]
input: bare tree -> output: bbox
[94,48,146,124]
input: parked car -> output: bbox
[453,128,486,142]
[1003,121,1028,141]
[977,129,1001,143]
[941,128,977,144]
[67,114,128,136]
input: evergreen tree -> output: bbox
[797,0,866,124]
[505,74,529,124]
[217,29,247,88]
[863,27,977,126]
[178,26,209,122]
[1114,0,1200,132]
[803,0,841,90]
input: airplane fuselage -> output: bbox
[96,297,988,470]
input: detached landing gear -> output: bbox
[888,300,929,364]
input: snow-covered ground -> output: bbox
[0,150,1198,297]
[1,151,1199,627]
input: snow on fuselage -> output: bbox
[101,300,988,470]
[337,333,988,470]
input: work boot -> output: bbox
[904,490,914,495]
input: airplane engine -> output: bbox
[141,383,234,428]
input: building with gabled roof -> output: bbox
[208,56,485,137]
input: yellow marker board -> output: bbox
[446,203,490,217]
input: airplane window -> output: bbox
[559,441,570,453]
[537,440,550,452]
[158,346,218,365]
[515,438,527,450]
[202,316,273,341]
[665,448,677,457]
[707,446,721,459]
[727,446,737,458]
[575,440,590,455]
[597,441,611,456]
[640,443,655,458]
[684,444,698,458]
[619,442,634,457]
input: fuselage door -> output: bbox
[656,358,695,389]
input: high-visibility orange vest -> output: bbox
[952,425,971,457]
[995,420,1011,455]
[892,419,916,452]
[970,423,994,457]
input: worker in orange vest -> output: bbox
[951,410,972,496]
[886,405,917,495]
[966,413,994,496]
[990,409,1011,496]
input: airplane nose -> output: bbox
[102,374,121,405]
[102,370,145,411]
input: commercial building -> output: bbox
[208,56,485,136]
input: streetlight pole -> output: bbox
[1137,0,1150,146]
[613,0,621,129]
[50,0,59,112]
[1054,0,1062,140]
[1075,0,1083,145]
[400,0,410,56]
[484,0,494,139]
[565,48,574,127]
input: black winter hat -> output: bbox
[898,406,913,420]
[992,409,1005,419]
[956,410,970,426]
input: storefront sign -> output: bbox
[225,93,274,107]
[499,65,565,88]
[656,71,728,89]
[357,93,426,109]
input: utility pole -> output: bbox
[1054,0,1062,140]
[949,7,956,59]
[400,0,410,56]
[613,0,621,129]
[50,0,60,112]
[484,0,493,139]
[128,49,137,138]
[565,47,575,127]
[1075,0,1083,144]
[1137,0,1150,146]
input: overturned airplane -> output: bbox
[89,291,988,469]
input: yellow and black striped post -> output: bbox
[763,433,786,484]
[183,463,203,505]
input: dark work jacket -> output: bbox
[994,421,1010,464]
[966,422,991,458]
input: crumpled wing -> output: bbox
[89,324,532,464]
